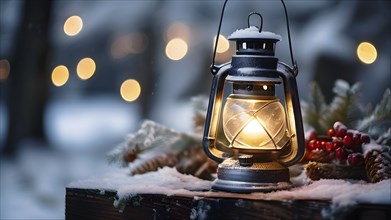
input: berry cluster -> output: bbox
[305,122,370,167]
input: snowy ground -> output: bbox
[0,97,135,219]
[0,145,123,219]
[0,93,200,219]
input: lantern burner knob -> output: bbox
[238,155,254,166]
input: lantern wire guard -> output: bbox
[203,0,305,193]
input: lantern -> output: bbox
[203,0,305,193]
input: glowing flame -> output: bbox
[357,42,377,64]
[120,79,141,102]
[165,38,188,61]
[64,15,83,36]
[77,57,96,80]
[51,65,69,87]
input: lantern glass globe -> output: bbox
[222,95,289,150]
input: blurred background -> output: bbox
[0,0,390,219]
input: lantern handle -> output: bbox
[211,0,298,76]
[247,12,263,32]
[211,0,228,75]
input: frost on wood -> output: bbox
[69,167,391,213]
[107,118,216,180]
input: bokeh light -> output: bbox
[214,35,230,53]
[77,57,96,80]
[51,65,69,87]
[64,15,83,36]
[357,42,377,64]
[165,38,188,61]
[0,59,11,81]
[120,79,141,102]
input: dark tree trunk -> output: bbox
[3,0,52,154]
[137,1,164,119]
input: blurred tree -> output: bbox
[3,0,52,154]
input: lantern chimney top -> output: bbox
[229,26,281,56]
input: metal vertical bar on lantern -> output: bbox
[203,0,304,193]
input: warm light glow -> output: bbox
[166,22,190,41]
[241,119,268,141]
[77,57,96,80]
[0,59,10,81]
[120,79,141,102]
[262,85,268,90]
[165,38,188,61]
[52,65,69,87]
[214,35,230,53]
[357,42,377,64]
[223,96,289,149]
[111,33,147,59]
[64,15,83,36]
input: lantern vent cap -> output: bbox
[228,26,281,42]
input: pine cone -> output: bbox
[364,147,391,183]
[305,162,367,181]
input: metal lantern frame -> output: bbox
[203,0,305,193]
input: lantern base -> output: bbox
[212,158,292,193]
[212,179,291,193]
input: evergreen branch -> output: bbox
[107,120,198,167]
[357,89,391,138]
[320,80,364,131]
[302,82,327,133]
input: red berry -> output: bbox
[321,141,327,149]
[336,128,347,137]
[327,128,336,137]
[315,140,322,149]
[332,140,343,149]
[334,122,347,137]
[307,140,317,150]
[353,130,361,141]
[343,135,354,148]
[361,134,370,144]
[325,142,334,152]
[335,147,348,163]
[333,122,343,131]
[308,131,317,140]
[346,130,354,138]
[347,153,364,167]
[353,132,361,140]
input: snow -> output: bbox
[69,166,391,214]
[44,96,139,152]
[0,145,122,219]
[363,142,386,157]
[228,26,282,41]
